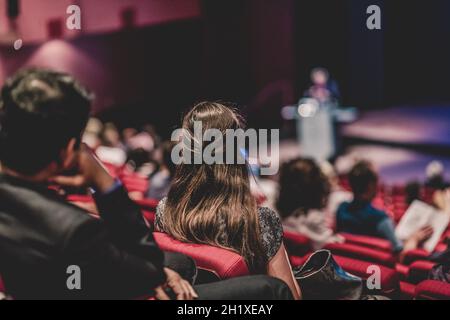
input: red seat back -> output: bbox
[341,233,392,252]
[408,260,436,284]
[283,231,311,257]
[153,232,250,280]
[415,280,450,300]
[324,242,396,267]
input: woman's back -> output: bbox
[155,198,283,262]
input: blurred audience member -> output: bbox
[82,117,103,149]
[336,161,433,260]
[425,161,448,190]
[277,158,343,250]
[320,161,353,229]
[147,141,176,200]
[96,122,127,166]
[405,181,422,205]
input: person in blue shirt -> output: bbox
[337,161,433,260]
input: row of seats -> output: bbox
[3,164,449,299]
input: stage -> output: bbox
[341,105,450,150]
[279,105,450,185]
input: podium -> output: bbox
[296,99,337,162]
[282,99,357,162]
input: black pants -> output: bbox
[164,252,293,300]
[195,275,293,300]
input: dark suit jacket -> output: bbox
[0,174,166,299]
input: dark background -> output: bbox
[2,0,450,135]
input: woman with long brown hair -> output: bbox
[155,102,301,299]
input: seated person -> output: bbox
[95,123,127,166]
[277,158,344,250]
[336,161,433,259]
[155,102,302,300]
[425,161,449,190]
[429,189,450,283]
[0,69,293,300]
[146,141,176,200]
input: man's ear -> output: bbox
[61,138,78,170]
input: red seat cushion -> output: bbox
[402,249,431,265]
[0,275,5,293]
[143,211,156,226]
[135,198,159,211]
[283,231,311,257]
[395,264,410,280]
[66,194,94,203]
[399,281,416,299]
[290,254,399,294]
[341,233,392,252]
[324,242,396,267]
[408,260,436,284]
[153,232,249,280]
[415,280,450,300]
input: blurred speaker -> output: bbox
[7,0,20,19]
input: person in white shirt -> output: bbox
[277,158,344,250]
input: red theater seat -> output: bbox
[120,176,149,194]
[0,276,5,293]
[324,242,396,267]
[402,249,431,265]
[395,264,410,280]
[341,233,392,252]
[135,198,159,211]
[408,260,436,284]
[153,232,250,282]
[67,194,94,203]
[283,231,311,257]
[290,254,399,295]
[399,281,416,299]
[415,280,450,300]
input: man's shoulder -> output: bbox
[0,179,97,241]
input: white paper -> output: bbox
[395,200,450,252]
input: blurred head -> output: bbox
[161,140,176,176]
[122,128,137,142]
[277,158,331,218]
[82,117,103,149]
[0,68,92,177]
[426,161,444,179]
[164,102,266,273]
[101,122,120,147]
[348,161,378,201]
[311,67,329,86]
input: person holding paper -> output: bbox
[336,161,433,261]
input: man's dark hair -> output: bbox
[348,161,378,196]
[0,68,92,175]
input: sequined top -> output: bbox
[155,197,283,260]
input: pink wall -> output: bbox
[0,0,201,43]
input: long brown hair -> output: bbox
[163,102,267,273]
